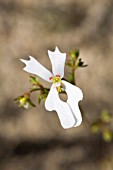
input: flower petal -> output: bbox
[20,56,53,82]
[62,80,83,127]
[45,84,77,129]
[48,47,66,78]
[45,84,56,111]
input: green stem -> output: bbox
[30,88,41,93]
[71,68,76,85]
[30,87,50,93]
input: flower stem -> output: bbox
[30,87,50,93]
[71,68,76,85]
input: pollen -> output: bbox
[56,86,62,92]
[51,76,61,84]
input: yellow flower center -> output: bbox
[51,76,61,84]
[49,75,62,92]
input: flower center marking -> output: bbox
[49,75,62,92]
[49,75,61,84]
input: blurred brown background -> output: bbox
[0,0,113,170]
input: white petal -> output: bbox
[45,84,56,111]
[45,84,76,129]
[62,80,83,127]
[20,56,53,82]
[48,47,66,78]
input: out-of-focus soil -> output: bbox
[0,0,113,170]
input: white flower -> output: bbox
[20,47,83,129]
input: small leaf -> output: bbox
[77,58,88,67]
[14,95,23,101]
[30,76,39,85]
[28,100,35,107]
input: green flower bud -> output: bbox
[100,110,112,123]
[70,50,79,59]
[91,122,100,133]
[102,130,113,142]
[15,93,35,109]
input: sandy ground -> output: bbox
[0,0,113,169]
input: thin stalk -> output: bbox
[71,67,76,85]
[30,87,50,93]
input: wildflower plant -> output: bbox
[15,47,113,139]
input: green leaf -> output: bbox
[30,76,39,85]
[70,50,79,59]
